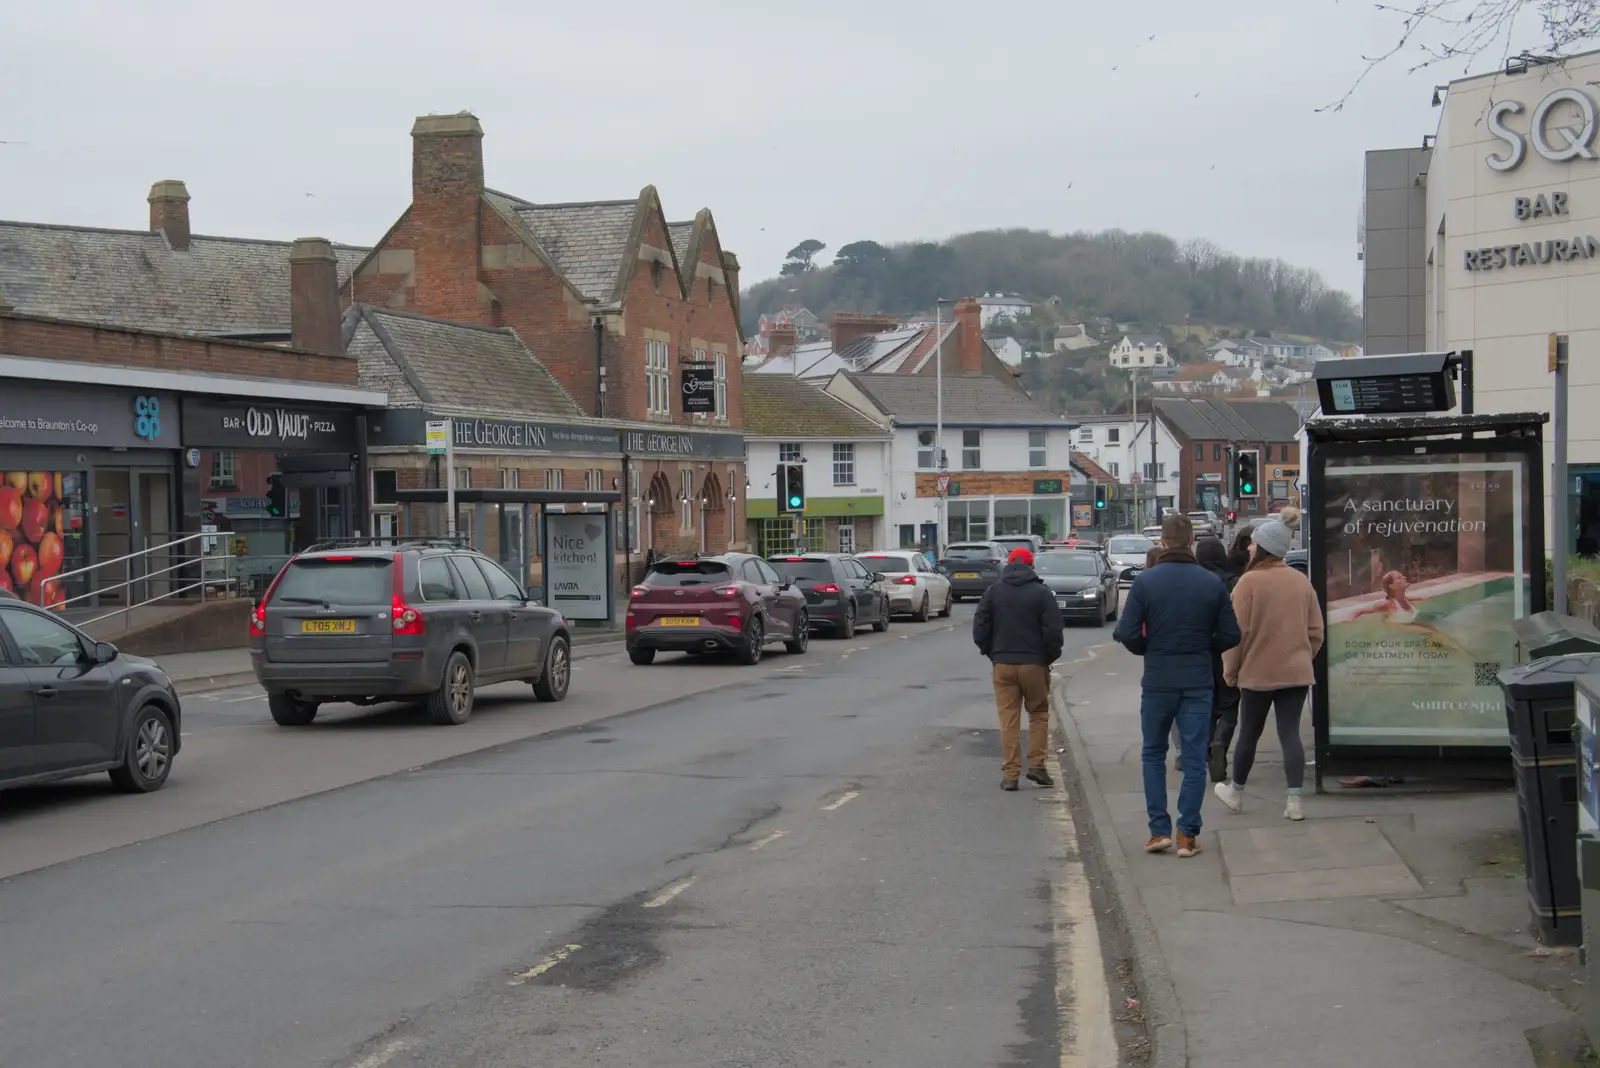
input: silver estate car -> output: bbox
[249,540,571,726]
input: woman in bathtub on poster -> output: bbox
[1348,569,1468,653]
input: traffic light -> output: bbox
[1237,450,1259,498]
[777,463,806,514]
[266,473,287,517]
[1093,484,1107,510]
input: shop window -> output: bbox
[832,443,855,486]
[759,517,823,556]
[961,430,981,470]
[371,468,398,506]
[947,500,989,542]
[1029,430,1047,468]
[899,524,917,549]
[994,499,1030,537]
[837,518,855,555]
[209,451,236,488]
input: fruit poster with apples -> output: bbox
[0,470,85,608]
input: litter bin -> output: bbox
[1513,611,1600,664]
[1575,676,1600,1051]
[1499,654,1600,945]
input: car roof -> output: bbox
[858,550,920,558]
[768,552,846,559]
[0,598,88,631]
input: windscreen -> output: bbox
[1106,536,1153,555]
[272,558,392,605]
[768,559,834,583]
[643,560,734,587]
[859,556,910,575]
[943,545,996,560]
[1034,553,1100,576]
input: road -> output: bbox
[0,607,1121,1068]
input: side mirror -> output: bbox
[94,642,119,664]
[527,584,545,605]
[777,581,792,592]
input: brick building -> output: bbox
[345,113,746,558]
[1151,397,1305,517]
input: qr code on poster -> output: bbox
[1474,661,1502,686]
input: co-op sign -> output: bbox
[1487,87,1600,171]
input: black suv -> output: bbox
[767,553,891,638]
[249,540,571,726]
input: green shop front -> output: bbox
[747,494,885,557]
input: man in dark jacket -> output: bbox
[973,546,1065,791]
[1113,514,1241,857]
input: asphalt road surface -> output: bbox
[0,607,1120,1068]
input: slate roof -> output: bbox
[0,221,367,334]
[842,373,1068,428]
[344,304,584,419]
[481,191,642,303]
[1122,334,1166,348]
[666,222,694,268]
[1152,397,1303,443]
[742,376,890,439]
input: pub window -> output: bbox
[209,451,236,488]
[371,468,399,506]
[454,467,471,490]
[500,468,519,490]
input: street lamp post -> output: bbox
[934,297,954,557]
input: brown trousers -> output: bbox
[992,663,1051,780]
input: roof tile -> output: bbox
[742,376,890,439]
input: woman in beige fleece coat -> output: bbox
[1212,507,1323,821]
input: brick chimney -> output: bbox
[410,112,485,320]
[831,312,899,352]
[289,237,342,356]
[148,180,191,251]
[955,297,983,375]
[767,324,798,359]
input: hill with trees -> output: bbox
[742,229,1360,345]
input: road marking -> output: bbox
[347,1039,413,1068]
[643,878,694,908]
[750,830,786,850]
[508,943,582,986]
[821,790,859,811]
[225,693,263,704]
[1045,757,1117,1067]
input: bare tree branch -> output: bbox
[1322,0,1600,113]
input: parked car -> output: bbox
[0,599,181,793]
[856,551,954,621]
[767,553,889,638]
[250,540,571,726]
[1034,549,1120,626]
[992,534,1044,560]
[937,541,1006,602]
[1186,510,1221,537]
[628,554,809,665]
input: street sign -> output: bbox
[425,420,450,455]
[936,474,951,495]
[1130,473,1142,484]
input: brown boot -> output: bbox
[1176,834,1201,858]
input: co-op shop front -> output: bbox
[0,378,381,604]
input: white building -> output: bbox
[985,335,1027,367]
[977,292,1032,327]
[1069,412,1182,519]
[1053,323,1097,351]
[1363,47,1600,555]
[1109,333,1169,369]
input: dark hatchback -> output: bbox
[767,553,890,637]
[627,554,809,665]
[937,543,1005,602]
[0,599,181,793]
[1034,550,1120,625]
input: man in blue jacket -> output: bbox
[1113,513,1241,858]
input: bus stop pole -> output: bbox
[1553,334,1570,615]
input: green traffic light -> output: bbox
[788,496,802,508]
[1241,483,1253,494]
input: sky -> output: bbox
[0,0,1549,303]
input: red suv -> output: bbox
[627,554,809,666]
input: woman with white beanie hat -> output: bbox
[1213,507,1323,821]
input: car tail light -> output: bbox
[813,583,841,594]
[391,552,426,635]
[249,554,296,638]
[631,585,649,598]
[710,585,742,598]
[894,575,917,585]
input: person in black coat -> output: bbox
[973,547,1065,791]
[1196,536,1242,783]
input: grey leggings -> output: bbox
[1232,687,1308,790]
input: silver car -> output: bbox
[249,540,572,726]
[1105,533,1155,586]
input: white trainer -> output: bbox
[1284,795,1305,821]
[1213,782,1243,813]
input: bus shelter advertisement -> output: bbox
[1322,453,1528,747]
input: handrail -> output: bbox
[41,530,239,629]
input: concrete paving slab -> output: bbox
[1217,818,1409,876]
[1229,862,1425,905]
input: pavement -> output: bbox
[0,608,1132,1067]
[1053,642,1588,1068]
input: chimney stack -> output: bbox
[830,312,899,352]
[721,251,741,324]
[767,324,798,359]
[289,237,342,356]
[955,297,983,375]
[410,112,485,320]
[148,180,191,251]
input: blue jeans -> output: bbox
[1141,687,1213,837]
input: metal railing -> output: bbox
[43,531,238,629]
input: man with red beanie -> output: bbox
[973,545,1065,790]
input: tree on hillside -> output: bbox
[780,238,827,276]
[833,240,891,307]
[1328,0,1600,111]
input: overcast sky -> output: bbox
[0,1,1540,301]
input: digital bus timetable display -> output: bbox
[1314,352,1459,416]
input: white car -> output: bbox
[856,551,954,622]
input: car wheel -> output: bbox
[109,704,175,793]
[628,646,657,666]
[785,611,810,654]
[427,650,475,725]
[268,692,318,727]
[839,602,856,640]
[937,590,952,618]
[873,599,889,632]
[737,615,765,665]
[913,594,930,622]
[532,635,570,702]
